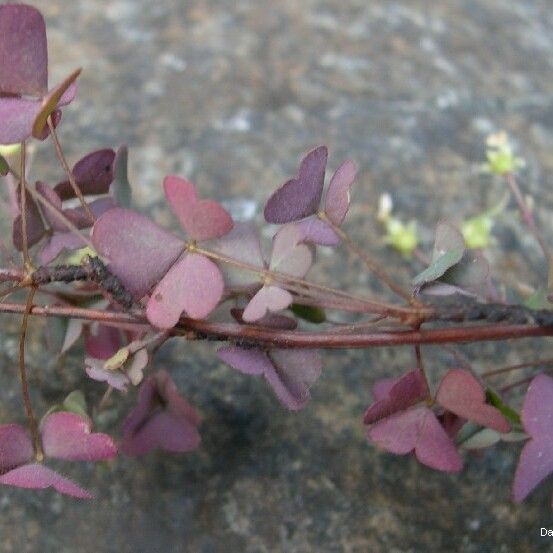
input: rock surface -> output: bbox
[1,0,553,551]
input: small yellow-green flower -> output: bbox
[483,131,525,176]
[461,193,508,249]
[384,218,418,257]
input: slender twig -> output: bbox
[505,172,551,263]
[47,117,95,223]
[318,212,415,303]
[18,288,43,460]
[482,357,553,378]
[1,301,553,348]
[18,141,31,268]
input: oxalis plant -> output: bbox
[1,4,553,505]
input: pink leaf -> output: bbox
[146,253,224,328]
[513,374,553,503]
[0,424,33,472]
[436,369,510,433]
[324,159,357,225]
[208,222,265,287]
[121,371,201,456]
[266,349,322,410]
[92,208,184,297]
[85,324,121,360]
[85,358,129,392]
[38,232,87,264]
[163,175,233,241]
[363,370,429,425]
[270,225,312,277]
[41,412,117,461]
[0,4,48,96]
[242,285,293,322]
[367,406,463,472]
[295,217,340,246]
[217,346,273,375]
[0,463,93,499]
[264,146,328,223]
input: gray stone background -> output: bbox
[1,0,553,551]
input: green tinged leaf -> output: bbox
[62,390,88,420]
[412,249,464,286]
[111,145,133,208]
[290,303,326,324]
[486,389,521,425]
[0,154,8,176]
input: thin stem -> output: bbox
[318,212,415,303]
[505,172,551,263]
[28,186,95,250]
[482,358,553,378]
[47,117,95,223]
[19,142,31,268]
[1,301,553,349]
[18,288,42,460]
[196,245,421,321]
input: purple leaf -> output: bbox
[270,225,312,277]
[38,232,87,264]
[217,346,273,375]
[0,4,48,96]
[40,412,117,461]
[367,406,463,472]
[54,149,115,200]
[12,190,46,250]
[266,349,322,410]
[85,324,121,360]
[513,374,553,503]
[218,347,322,410]
[163,175,233,241]
[436,369,510,433]
[0,424,33,472]
[242,285,293,322]
[230,308,298,330]
[0,463,93,499]
[92,208,184,297]
[85,358,130,392]
[146,252,224,328]
[295,217,340,246]
[324,159,357,225]
[264,146,328,224]
[208,222,265,287]
[363,370,429,425]
[121,371,201,456]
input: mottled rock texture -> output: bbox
[1,1,553,551]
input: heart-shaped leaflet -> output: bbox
[436,369,510,433]
[264,146,328,224]
[513,374,553,503]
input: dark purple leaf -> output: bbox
[217,345,272,375]
[264,146,328,224]
[12,190,46,250]
[0,424,33,473]
[54,149,115,200]
[363,370,429,425]
[121,371,201,456]
[0,4,48,96]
